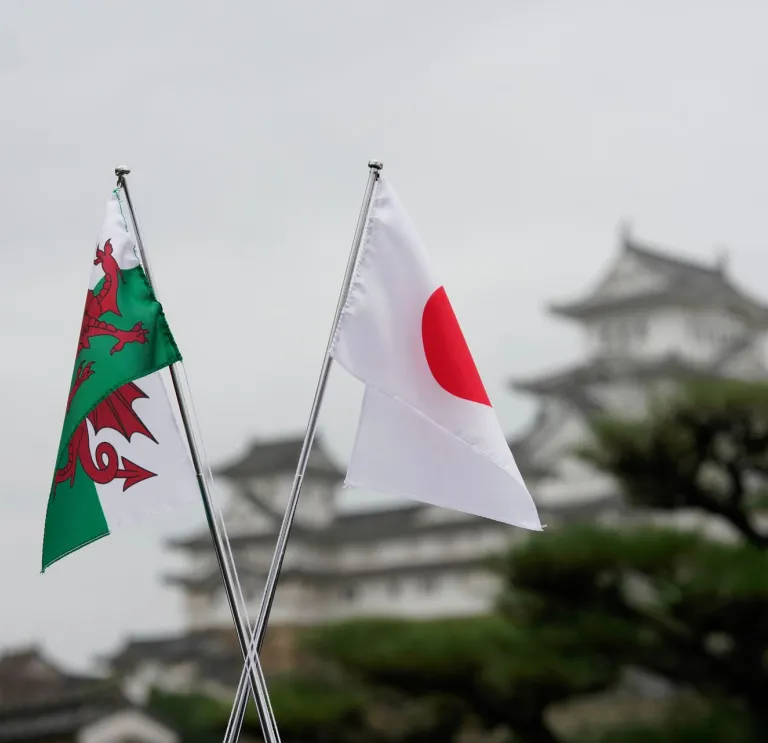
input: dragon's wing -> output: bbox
[87,381,157,443]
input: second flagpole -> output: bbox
[115,168,283,743]
[222,160,383,743]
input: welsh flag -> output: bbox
[42,191,198,571]
[331,177,542,530]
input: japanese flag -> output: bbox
[330,177,542,530]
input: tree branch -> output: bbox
[694,493,768,549]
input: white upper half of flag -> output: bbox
[331,176,541,530]
[88,191,138,290]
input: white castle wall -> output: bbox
[183,516,522,629]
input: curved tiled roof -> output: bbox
[213,434,343,481]
[549,235,768,325]
[509,349,747,397]
[0,648,140,742]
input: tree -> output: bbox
[146,688,229,743]
[304,609,632,743]
[243,675,372,743]
[501,379,768,734]
[581,379,768,547]
[498,524,768,731]
[147,676,372,743]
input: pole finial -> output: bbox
[368,160,383,171]
[115,167,131,185]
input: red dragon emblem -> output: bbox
[54,239,157,494]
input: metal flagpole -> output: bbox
[222,160,383,743]
[114,168,283,743]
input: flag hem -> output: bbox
[342,478,542,532]
[329,177,381,358]
[41,530,110,574]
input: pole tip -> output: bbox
[368,160,383,171]
[115,166,131,179]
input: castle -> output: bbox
[108,227,768,700]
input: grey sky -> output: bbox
[2,0,768,671]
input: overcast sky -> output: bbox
[2,0,768,672]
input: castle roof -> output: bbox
[165,555,498,593]
[109,628,237,674]
[214,433,343,482]
[107,630,261,691]
[509,353,730,397]
[166,474,567,553]
[0,647,153,742]
[0,647,102,709]
[166,501,467,553]
[548,231,768,325]
[506,387,603,474]
[163,491,610,593]
[0,690,128,742]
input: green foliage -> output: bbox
[305,615,618,740]
[147,678,371,743]
[577,702,762,743]
[580,380,768,547]
[243,675,371,743]
[146,688,228,743]
[501,523,768,622]
[497,523,768,707]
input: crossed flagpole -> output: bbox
[116,162,383,743]
[115,168,286,743]
[219,161,384,743]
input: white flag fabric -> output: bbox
[331,177,542,530]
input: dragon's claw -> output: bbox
[75,360,95,384]
[109,323,149,355]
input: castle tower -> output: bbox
[508,228,768,513]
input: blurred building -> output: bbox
[0,647,177,743]
[107,227,768,700]
[509,225,768,510]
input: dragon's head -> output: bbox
[94,238,114,266]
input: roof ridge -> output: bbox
[248,432,326,448]
[213,430,342,480]
[625,237,720,275]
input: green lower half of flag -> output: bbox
[42,457,109,570]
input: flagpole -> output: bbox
[222,160,383,743]
[114,168,282,743]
